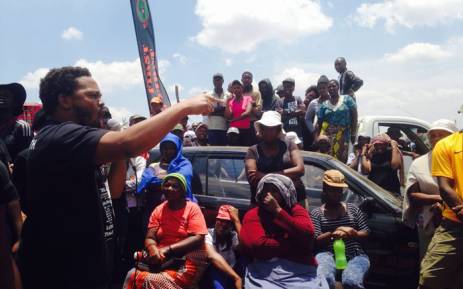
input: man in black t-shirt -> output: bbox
[0,160,21,289]
[0,83,33,160]
[278,78,306,140]
[18,66,215,289]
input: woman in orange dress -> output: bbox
[123,173,208,289]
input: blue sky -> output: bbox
[1,0,462,126]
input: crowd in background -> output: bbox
[0,58,462,289]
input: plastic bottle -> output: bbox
[333,239,347,270]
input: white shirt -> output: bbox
[402,152,440,236]
[125,156,147,208]
[206,228,239,267]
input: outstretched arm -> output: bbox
[95,94,214,164]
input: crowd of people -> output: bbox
[0,57,462,289]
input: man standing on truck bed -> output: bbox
[334,57,363,99]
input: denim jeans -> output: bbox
[315,252,370,289]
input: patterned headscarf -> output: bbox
[371,133,391,145]
[255,174,297,208]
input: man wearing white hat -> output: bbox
[402,120,457,260]
[419,119,463,289]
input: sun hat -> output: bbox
[162,173,188,193]
[286,131,302,145]
[428,119,458,134]
[323,170,348,188]
[255,111,282,127]
[227,127,240,135]
[254,111,283,137]
[216,205,233,221]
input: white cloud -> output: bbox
[107,106,133,127]
[273,67,320,96]
[187,86,209,97]
[19,68,49,89]
[172,53,188,65]
[224,58,233,66]
[61,26,83,40]
[74,59,143,92]
[20,58,170,94]
[354,0,463,33]
[384,42,452,63]
[194,0,333,53]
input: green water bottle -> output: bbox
[333,239,347,270]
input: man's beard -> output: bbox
[74,106,99,127]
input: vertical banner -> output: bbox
[130,0,171,111]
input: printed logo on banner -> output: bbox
[136,0,149,28]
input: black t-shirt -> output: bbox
[281,96,304,138]
[0,119,33,160]
[19,120,113,288]
[368,150,401,195]
[0,161,18,206]
[246,140,306,203]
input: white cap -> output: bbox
[429,119,458,134]
[286,131,302,145]
[184,130,197,139]
[227,127,240,135]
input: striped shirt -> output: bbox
[311,203,370,259]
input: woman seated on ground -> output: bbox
[361,133,402,196]
[201,205,243,289]
[138,133,195,225]
[245,111,305,207]
[311,170,370,289]
[240,174,329,289]
[402,119,457,259]
[123,173,208,289]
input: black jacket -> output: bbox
[339,70,363,95]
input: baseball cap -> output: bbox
[216,205,232,221]
[323,170,348,188]
[150,97,163,104]
[428,119,458,134]
[227,127,240,135]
